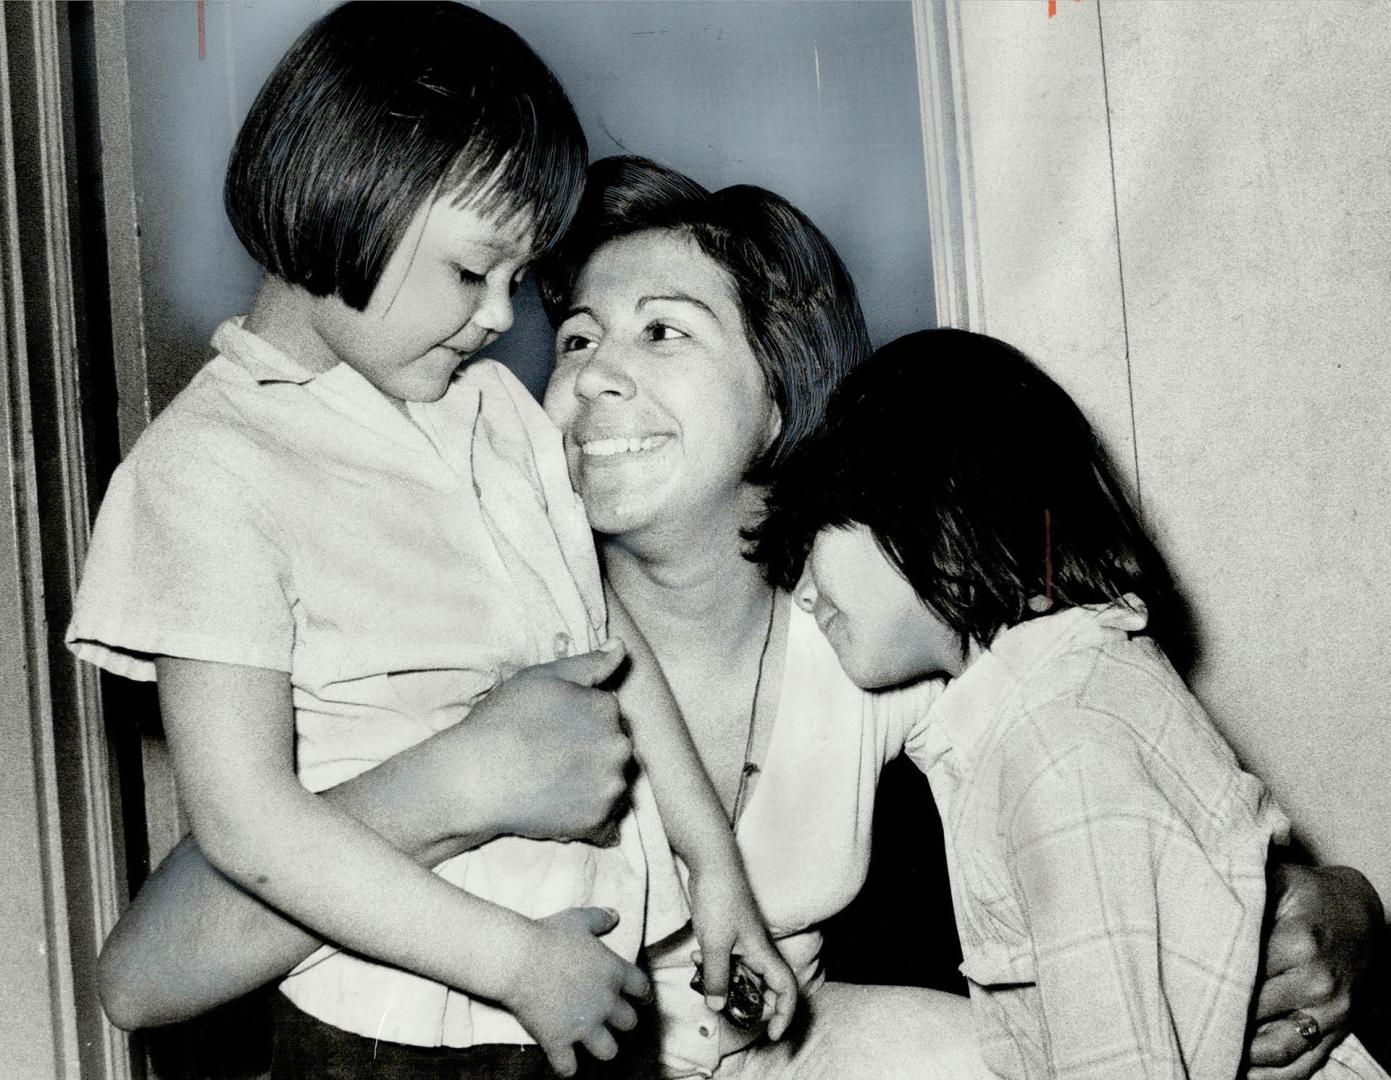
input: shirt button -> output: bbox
[553,631,572,658]
[698,1024,713,1038]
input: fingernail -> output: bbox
[599,637,621,652]
[705,995,726,1011]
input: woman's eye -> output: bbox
[559,333,596,354]
[644,322,689,343]
[456,266,487,286]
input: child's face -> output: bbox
[310,194,534,403]
[795,524,966,688]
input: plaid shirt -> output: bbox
[908,599,1292,1079]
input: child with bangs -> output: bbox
[68,4,793,1076]
[751,329,1386,1080]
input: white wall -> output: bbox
[942,0,1391,899]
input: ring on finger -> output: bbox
[1289,1010,1321,1044]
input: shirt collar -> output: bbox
[212,316,325,385]
[927,595,1150,767]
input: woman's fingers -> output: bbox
[1253,964,1338,1021]
[1244,1026,1339,1080]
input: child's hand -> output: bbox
[687,866,799,1040]
[465,641,633,844]
[502,906,651,1077]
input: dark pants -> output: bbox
[270,992,661,1080]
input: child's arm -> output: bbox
[604,585,799,1040]
[99,647,635,1030]
[157,655,648,1077]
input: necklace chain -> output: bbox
[729,591,777,827]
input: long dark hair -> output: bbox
[750,329,1192,662]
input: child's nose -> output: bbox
[474,280,515,335]
[793,566,818,612]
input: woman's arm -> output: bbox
[1245,860,1385,1080]
[101,647,638,1030]
[128,655,646,1076]
[603,587,799,1039]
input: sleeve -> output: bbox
[892,676,948,771]
[998,713,1252,1080]
[66,435,296,681]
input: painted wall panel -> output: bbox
[949,0,1391,899]
[955,1,1137,487]
[1102,1,1391,893]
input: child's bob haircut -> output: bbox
[226,1,587,311]
[751,329,1187,659]
[536,156,870,484]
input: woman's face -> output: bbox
[543,229,779,538]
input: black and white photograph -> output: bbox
[2,2,1389,1078]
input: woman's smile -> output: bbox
[577,433,673,458]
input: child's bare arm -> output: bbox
[603,586,798,1039]
[100,650,635,1029]
[155,655,647,1075]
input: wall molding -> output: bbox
[911,0,985,331]
[0,2,132,1077]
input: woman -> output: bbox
[99,158,1382,1078]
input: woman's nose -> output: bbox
[573,344,636,402]
[793,566,818,612]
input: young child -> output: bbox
[67,4,792,1076]
[751,328,1386,1079]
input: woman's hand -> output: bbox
[501,907,651,1078]
[1245,862,1385,1079]
[686,861,799,1041]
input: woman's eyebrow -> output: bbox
[637,293,718,320]
[560,305,596,323]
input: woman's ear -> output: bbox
[761,403,784,454]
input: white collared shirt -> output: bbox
[68,319,686,1047]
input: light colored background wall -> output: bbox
[122,0,933,406]
[945,0,1391,900]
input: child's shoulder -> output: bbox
[117,352,288,493]
[995,631,1270,844]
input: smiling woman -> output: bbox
[545,229,778,539]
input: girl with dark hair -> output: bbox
[756,329,1388,1079]
[95,157,1378,1080]
[67,10,793,1077]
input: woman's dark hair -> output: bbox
[536,156,870,483]
[226,1,586,311]
[751,328,1189,660]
